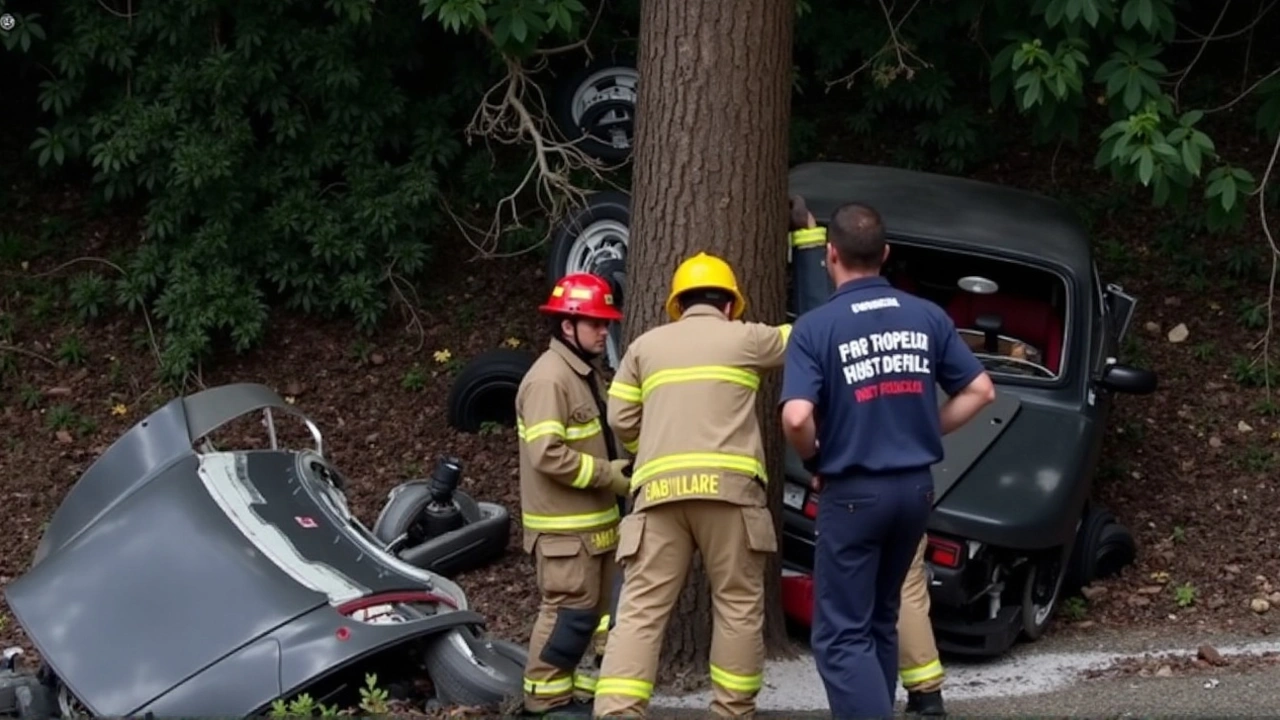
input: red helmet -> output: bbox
[539,272,623,321]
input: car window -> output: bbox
[880,241,1069,384]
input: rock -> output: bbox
[1225,564,1242,575]
[45,386,72,397]
[1270,591,1280,605]
[1144,321,1161,335]
[1239,420,1254,433]
[1165,296,1182,306]
[1081,585,1107,600]
[370,352,386,366]
[55,430,73,444]
[1075,620,1096,629]
[1139,585,1165,594]
[285,381,304,397]
[1155,665,1174,677]
[1167,323,1190,343]
[1251,598,1270,614]
[1129,595,1152,607]
[1209,436,1223,448]
[1198,644,1228,666]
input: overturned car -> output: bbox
[1,383,523,718]
[451,161,1158,658]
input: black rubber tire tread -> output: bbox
[549,59,637,163]
[1093,520,1137,580]
[374,483,481,544]
[424,626,524,708]
[545,191,632,285]
[1020,543,1072,642]
[447,349,535,433]
[1066,504,1117,591]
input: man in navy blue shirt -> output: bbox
[779,202,995,719]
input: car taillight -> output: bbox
[926,535,963,568]
[802,495,818,520]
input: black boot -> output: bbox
[905,689,946,717]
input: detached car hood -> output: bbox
[3,384,453,717]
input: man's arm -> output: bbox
[935,313,996,435]
[518,377,614,489]
[779,322,823,465]
[606,346,643,455]
[749,322,793,370]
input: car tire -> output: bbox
[1066,504,1136,591]
[447,349,536,433]
[550,60,638,163]
[372,483,512,578]
[1020,543,1072,642]
[423,625,525,708]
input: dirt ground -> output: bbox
[3,119,1280,715]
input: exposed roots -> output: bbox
[1251,125,1280,399]
[450,56,624,260]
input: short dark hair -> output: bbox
[678,288,734,314]
[827,202,886,270]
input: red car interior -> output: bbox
[945,292,1064,374]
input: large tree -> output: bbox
[618,0,798,680]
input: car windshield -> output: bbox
[878,243,1069,382]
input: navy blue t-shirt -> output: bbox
[780,276,985,477]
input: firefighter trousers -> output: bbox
[524,532,618,713]
[898,535,945,694]
[593,499,778,718]
[811,472,933,719]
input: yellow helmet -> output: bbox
[665,252,747,321]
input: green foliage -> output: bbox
[6,0,499,383]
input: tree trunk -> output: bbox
[619,0,797,685]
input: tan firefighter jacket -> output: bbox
[516,337,624,555]
[605,305,791,513]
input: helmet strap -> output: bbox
[552,316,603,363]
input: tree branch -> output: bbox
[452,56,622,259]
[1169,0,1231,110]
[1204,65,1280,115]
[825,0,929,91]
[535,1,607,57]
[1254,127,1280,399]
[1174,0,1277,43]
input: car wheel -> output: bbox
[447,349,536,433]
[1066,504,1136,591]
[550,61,638,163]
[423,625,525,708]
[546,191,631,370]
[1020,543,1072,641]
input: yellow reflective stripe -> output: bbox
[900,659,944,687]
[630,452,768,488]
[596,614,611,633]
[595,677,653,700]
[524,675,574,696]
[779,323,793,344]
[790,227,827,248]
[574,672,598,692]
[608,381,642,403]
[522,505,620,532]
[640,365,760,401]
[709,664,763,693]
[517,418,601,442]
[571,454,595,489]
[622,438,639,454]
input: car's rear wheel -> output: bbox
[423,625,526,709]
[1019,543,1072,641]
[1066,504,1137,591]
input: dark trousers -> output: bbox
[811,471,934,719]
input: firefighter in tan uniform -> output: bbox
[592,252,790,719]
[517,272,634,718]
[790,200,947,717]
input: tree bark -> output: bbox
[619,0,796,684]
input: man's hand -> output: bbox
[790,195,816,230]
[608,459,632,496]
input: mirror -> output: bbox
[1097,363,1157,395]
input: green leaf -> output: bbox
[1136,147,1154,185]
[1082,0,1101,26]
[1181,140,1201,176]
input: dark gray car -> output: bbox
[2,383,524,717]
